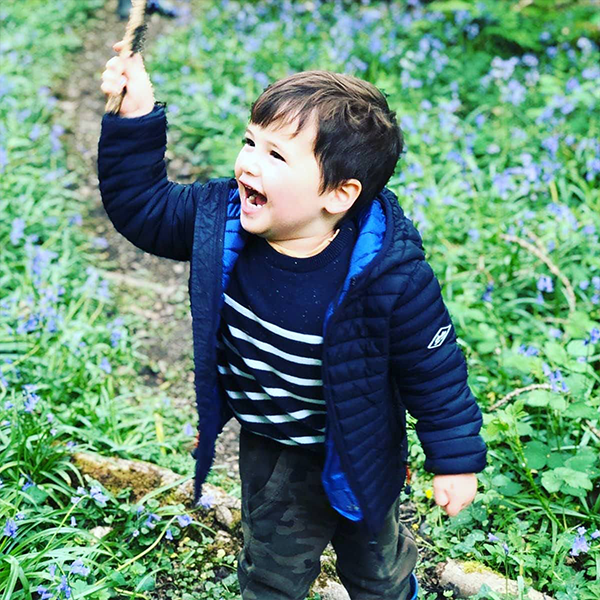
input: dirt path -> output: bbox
[61,0,241,479]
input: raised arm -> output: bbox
[98,43,197,260]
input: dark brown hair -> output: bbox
[249,70,403,221]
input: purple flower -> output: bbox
[177,514,193,527]
[37,586,53,600]
[144,513,161,529]
[23,385,40,413]
[69,558,90,576]
[542,136,559,156]
[89,486,109,507]
[99,358,111,374]
[166,528,173,540]
[0,147,7,173]
[3,518,17,538]
[584,328,600,345]
[482,283,493,303]
[10,218,25,245]
[570,533,589,556]
[591,530,600,539]
[92,237,108,249]
[537,276,554,293]
[549,328,562,339]
[183,423,195,436]
[488,533,500,542]
[57,574,71,598]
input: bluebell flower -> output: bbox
[537,276,554,293]
[549,328,562,339]
[565,77,579,93]
[166,528,173,540]
[70,559,90,576]
[584,328,600,345]
[488,532,500,542]
[3,518,17,538]
[582,66,600,80]
[49,564,57,577]
[183,423,195,436]
[522,54,538,67]
[468,229,480,242]
[177,514,193,527]
[542,136,559,156]
[37,585,53,600]
[144,513,161,529]
[570,533,589,556]
[482,283,493,303]
[57,574,71,598]
[199,493,215,509]
[593,276,600,290]
[99,358,112,374]
[90,486,109,507]
[591,530,600,539]
[92,237,108,249]
[10,218,25,245]
[71,516,77,527]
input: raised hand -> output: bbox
[100,41,155,118]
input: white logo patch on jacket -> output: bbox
[427,324,452,349]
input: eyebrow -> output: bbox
[245,126,287,154]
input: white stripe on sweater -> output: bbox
[225,294,323,344]
[222,336,322,387]
[227,324,322,366]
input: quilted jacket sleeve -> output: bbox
[390,259,487,475]
[97,103,197,260]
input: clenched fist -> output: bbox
[433,473,478,517]
[101,41,155,118]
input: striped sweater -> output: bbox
[217,221,356,449]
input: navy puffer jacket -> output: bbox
[98,105,487,536]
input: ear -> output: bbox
[323,178,362,216]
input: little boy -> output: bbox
[99,45,487,600]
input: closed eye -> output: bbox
[271,150,285,162]
[242,137,254,147]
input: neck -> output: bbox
[267,229,340,258]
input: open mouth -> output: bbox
[242,182,268,207]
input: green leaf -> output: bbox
[566,340,590,357]
[543,342,569,366]
[541,467,593,494]
[523,441,549,470]
[567,401,599,420]
[524,390,554,407]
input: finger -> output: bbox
[433,486,449,508]
[102,69,126,87]
[113,40,126,52]
[101,81,124,96]
[106,56,125,72]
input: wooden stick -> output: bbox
[105,0,148,115]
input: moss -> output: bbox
[460,560,503,577]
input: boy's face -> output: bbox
[234,117,337,242]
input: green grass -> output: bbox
[1,0,599,598]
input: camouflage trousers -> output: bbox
[237,428,418,600]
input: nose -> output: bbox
[237,147,260,177]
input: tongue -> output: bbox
[255,193,267,206]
